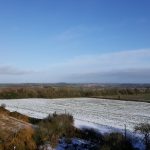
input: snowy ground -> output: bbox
[0,98,150,132]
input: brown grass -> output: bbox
[0,108,36,150]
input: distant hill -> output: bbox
[0,83,150,88]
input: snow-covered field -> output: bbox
[0,98,150,132]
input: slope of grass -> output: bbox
[0,107,36,150]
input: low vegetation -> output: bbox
[135,123,150,150]
[34,113,75,148]
[101,132,134,150]
[0,127,36,150]
[0,86,150,102]
[0,105,36,150]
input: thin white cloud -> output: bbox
[0,65,34,75]
[48,48,150,74]
[0,49,150,83]
[50,25,103,43]
[67,68,150,83]
[44,49,150,83]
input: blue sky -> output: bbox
[0,0,150,83]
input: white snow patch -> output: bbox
[0,98,150,132]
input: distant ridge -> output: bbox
[0,83,150,88]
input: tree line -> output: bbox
[0,86,150,99]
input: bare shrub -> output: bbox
[135,123,150,150]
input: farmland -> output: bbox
[0,98,150,132]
